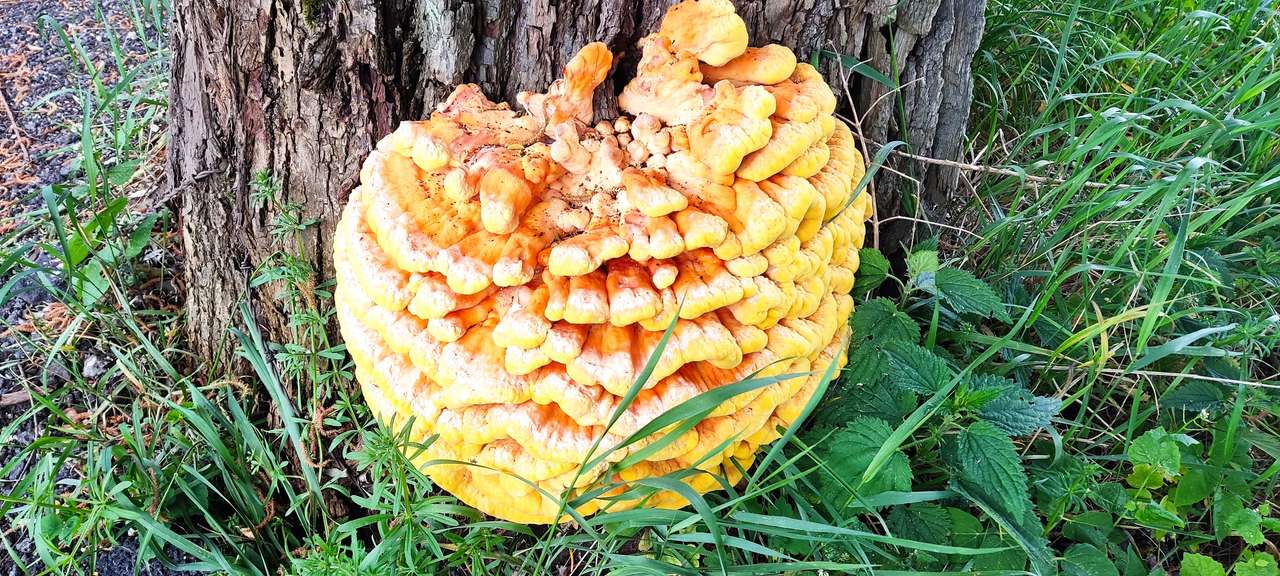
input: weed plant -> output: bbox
[0,0,1276,574]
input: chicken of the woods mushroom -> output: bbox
[334,0,872,524]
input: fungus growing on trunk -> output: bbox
[333,0,871,523]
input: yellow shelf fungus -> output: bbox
[334,0,872,524]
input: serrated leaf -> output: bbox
[1128,427,1181,479]
[1062,511,1114,547]
[968,373,1015,393]
[1088,482,1130,516]
[884,341,953,394]
[947,508,984,550]
[763,499,817,556]
[930,268,1012,322]
[852,248,891,298]
[889,502,951,570]
[1181,553,1226,576]
[1213,492,1245,541]
[982,394,1061,435]
[953,421,1030,519]
[908,250,940,278]
[963,386,1005,409]
[820,417,912,501]
[842,339,888,387]
[1227,507,1265,545]
[952,483,1054,576]
[844,299,918,394]
[971,374,1061,435]
[1063,543,1118,576]
[817,377,916,427]
[971,531,1028,571]
[1162,380,1227,413]
[1189,248,1234,286]
[851,298,919,344]
[1235,550,1280,576]
[887,503,951,545]
[874,454,915,499]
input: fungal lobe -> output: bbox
[334,0,873,524]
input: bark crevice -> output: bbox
[169,0,986,361]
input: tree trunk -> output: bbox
[168,0,985,361]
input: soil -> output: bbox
[0,0,111,384]
[0,1,184,574]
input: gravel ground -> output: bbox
[0,0,108,383]
[0,1,183,574]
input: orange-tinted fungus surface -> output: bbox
[334,0,871,523]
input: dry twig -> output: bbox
[871,141,1131,190]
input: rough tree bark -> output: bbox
[169,0,986,361]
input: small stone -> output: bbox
[82,353,107,380]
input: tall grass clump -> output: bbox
[1,0,1276,574]
[945,0,1279,571]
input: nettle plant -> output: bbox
[1029,421,1280,576]
[823,245,1280,575]
[1127,424,1279,540]
[800,245,1064,573]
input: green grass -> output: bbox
[1,0,1277,574]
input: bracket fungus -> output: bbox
[334,0,871,524]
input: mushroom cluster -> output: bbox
[334,0,871,523]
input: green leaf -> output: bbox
[907,250,941,279]
[1213,493,1245,541]
[1127,323,1238,372]
[1131,501,1185,530]
[930,268,1012,322]
[1089,482,1131,516]
[1126,464,1167,492]
[763,500,815,556]
[100,212,159,266]
[821,417,913,500]
[851,298,919,344]
[126,213,159,260]
[971,531,1028,571]
[1180,553,1226,576]
[971,374,1061,435]
[813,49,895,88]
[1162,381,1227,413]
[1134,163,1195,356]
[884,341,954,394]
[1121,547,1149,576]
[852,248,891,299]
[1128,427,1182,479]
[814,375,915,428]
[1170,469,1214,506]
[1227,507,1265,545]
[983,393,1060,435]
[953,421,1030,519]
[1063,543,1118,576]
[951,482,1054,576]
[842,298,917,392]
[887,503,951,545]
[1062,511,1114,548]
[841,338,888,388]
[76,260,111,306]
[1234,550,1280,576]
[107,158,141,186]
[947,507,984,550]
[731,511,1009,556]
